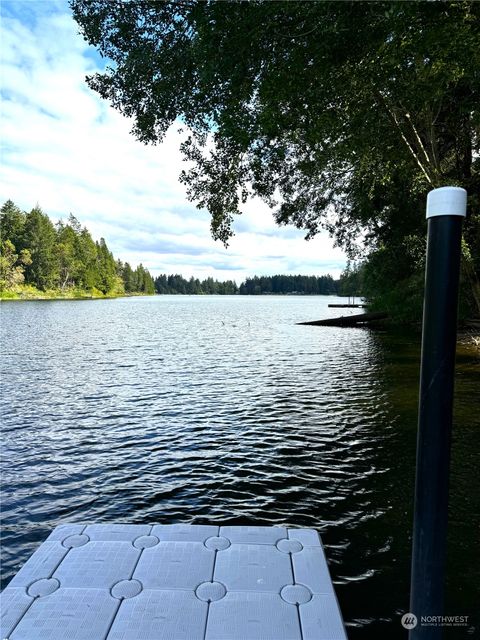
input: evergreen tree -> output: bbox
[56,218,83,289]
[143,270,155,294]
[188,276,200,295]
[122,262,134,293]
[95,238,117,293]
[22,207,58,290]
[76,227,99,290]
[0,200,26,248]
[154,274,169,294]
[338,264,364,299]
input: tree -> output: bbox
[0,200,26,248]
[76,226,99,289]
[56,217,83,289]
[142,268,155,294]
[121,261,134,292]
[338,263,363,299]
[0,240,31,291]
[95,238,117,293]
[22,206,58,290]
[154,274,169,294]
[71,1,480,315]
[361,245,426,323]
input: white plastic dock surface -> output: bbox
[0,524,347,640]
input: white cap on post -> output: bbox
[426,186,467,219]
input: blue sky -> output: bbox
[0,0,347,280]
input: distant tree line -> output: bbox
[239,274,337,295]
[0,200,154,295]
[154,274,238,295]
[154,273,341,295]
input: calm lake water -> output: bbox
[1,295,478,638]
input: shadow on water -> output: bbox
[0,297,478,639]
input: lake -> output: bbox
[1,295,478,638]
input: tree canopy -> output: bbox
[71,0,480,317]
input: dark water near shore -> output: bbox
[1,295,479,638]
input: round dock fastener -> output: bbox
[276,539,303,554]
[280,584,312,604]
[27,578,60,597]
[111,579,143,599]
[195,581,227,602]
[204,536,231,550]
[133,535,159,549]
[62,534,89,548]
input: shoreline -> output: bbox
[0,289,154,301]
[1,291,344,301]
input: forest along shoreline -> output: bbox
[0,201,155,300]
[0,200,341,302]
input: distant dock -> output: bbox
[328,304,365,308]
[0,523,347,640]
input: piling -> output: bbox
[409,186,467,638]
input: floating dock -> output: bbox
[0,523,347,640]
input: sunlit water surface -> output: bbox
[1,296,479,638]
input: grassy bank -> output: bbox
[0,284,153,300]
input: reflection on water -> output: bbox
[1,296,478,638]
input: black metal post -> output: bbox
[409,187,467,639]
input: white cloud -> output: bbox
[0,0,347,281]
